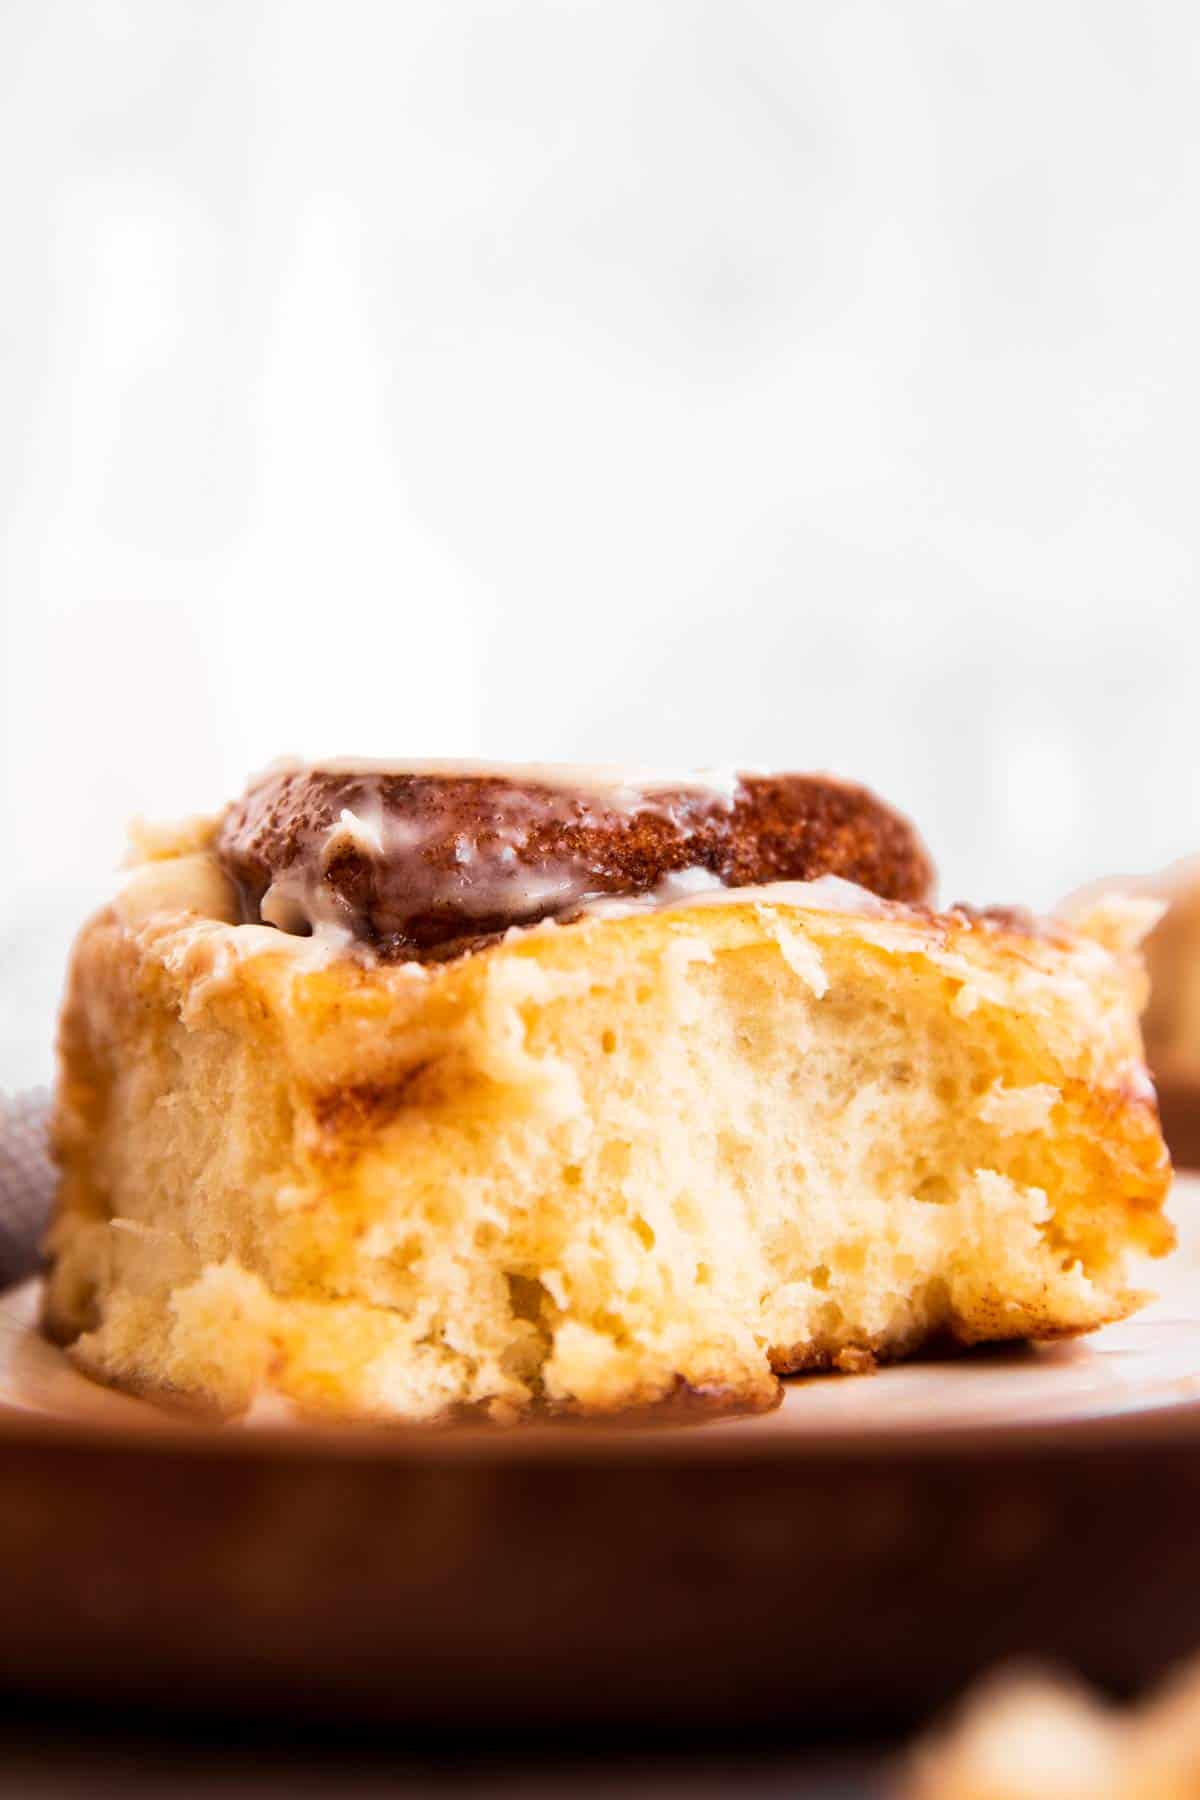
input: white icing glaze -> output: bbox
[238,764,754,940]
[578,872,893,922]
[205,872,899,983]
[326,805,385,860]
[266,756,746,808]
[678,875,893,916]
[574,865,721,920]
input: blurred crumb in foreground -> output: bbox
[904,1661,1200,1798]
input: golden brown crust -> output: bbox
[216,766,935,958]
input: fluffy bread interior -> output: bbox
[43,858,1171,1422]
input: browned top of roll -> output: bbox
[215,763,936,961]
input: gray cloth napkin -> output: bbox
[0,1090,54,1290]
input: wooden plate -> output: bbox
[5,1187,1200,1734]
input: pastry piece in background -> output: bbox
[43,763,1170,1424]
[1065,859,1200,1170]
[906,1660,1200,1798]
[1139,863,1200,1171]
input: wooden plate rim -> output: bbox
[7,1278,1200,1470]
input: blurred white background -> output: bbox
[2,0,1199,1087]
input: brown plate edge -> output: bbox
[8,1283,1200,1470]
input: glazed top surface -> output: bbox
[215,762,936,961]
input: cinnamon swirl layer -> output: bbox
[215,762,934,960]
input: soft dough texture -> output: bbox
[43,842,1171,1423]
